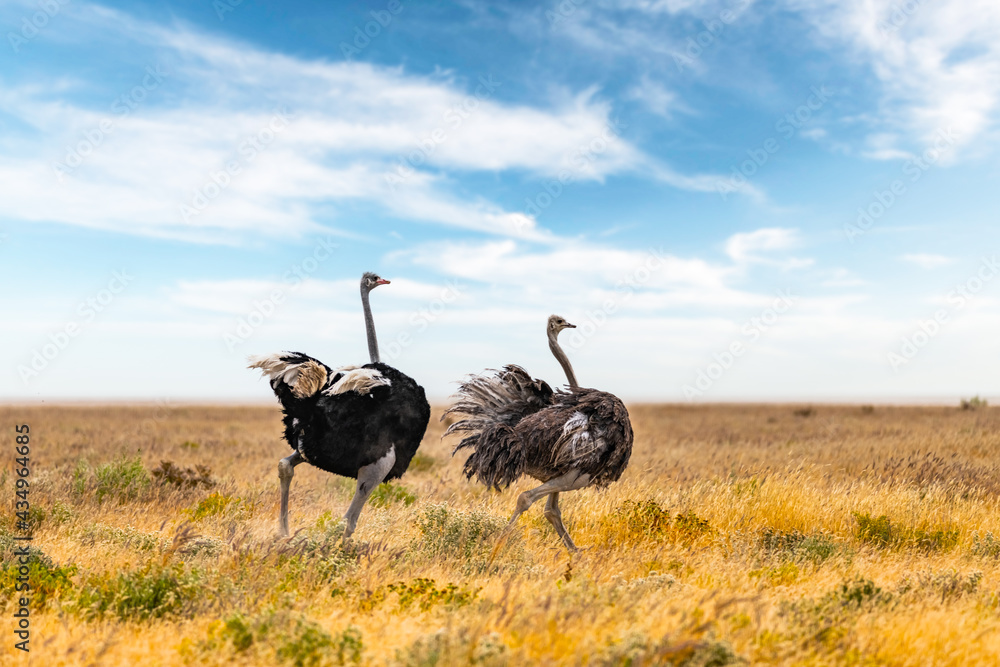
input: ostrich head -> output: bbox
[361,272,390,293]
[547,314,577,338]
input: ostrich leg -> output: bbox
[507,470,591,550]
[543,492,578,551]
[278,451,304,537]
[343,446,396,540]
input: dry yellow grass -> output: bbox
[3,403,1000,665]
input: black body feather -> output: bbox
[265,352,430,480]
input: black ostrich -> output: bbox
[249,272,430,538]
[444,315,633,551]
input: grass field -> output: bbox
[3,402,1000,665]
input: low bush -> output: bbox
[151,460,215,489]
[74,563,203,621]
[852,512,958,551]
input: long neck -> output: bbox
[361,288,379,363]
[548,330,579,390]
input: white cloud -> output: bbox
[551,0,997,163]
[627,75,679,117]
[861,132,915,160]
[787,0,1000,157]
[394,227,817,310]
[724,227,810,269]
[900,253,955,269]
[0,3,744,244]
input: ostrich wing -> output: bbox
[249,352,332,399]
[249,353,391,401]
[517,388,634,486]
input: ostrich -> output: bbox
[444,315,633,551]
[249,272,430,539]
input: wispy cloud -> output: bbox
[900,253,955,269]
[724,228,812,269]
[0,3,744,245]
[788,0,1000,157]
[627,75,680,118]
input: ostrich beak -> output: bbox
[565,322,577,328]
[375,278,391,286]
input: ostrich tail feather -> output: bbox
[443,364,553,489]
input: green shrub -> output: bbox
[749,562,800,586]
[78,523,166,552]
[776,577,893,656]
[72,460,90,496]
[760,528,840,564]
[960,396,987,410]
[76,455,151,503]
[837,577,884,608]
[414,504,513,571]
[386,577,479,611]
[853,512,893,547]
[852,512,958,551]
[898,569,982,602]
[50,501,74,524]
[971,531,1000,558]
[74,563,202,621]
[605,500,714,544]
[184,492,257,521]
[0,540,77,609]
[394,629,508,667]
[368,481,416,508]
[206,611,362,665]
[222,613,258,652]
[276,617,336,667]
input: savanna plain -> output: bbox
[4,402,1000,666]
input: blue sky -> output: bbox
[2,0,999,402]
